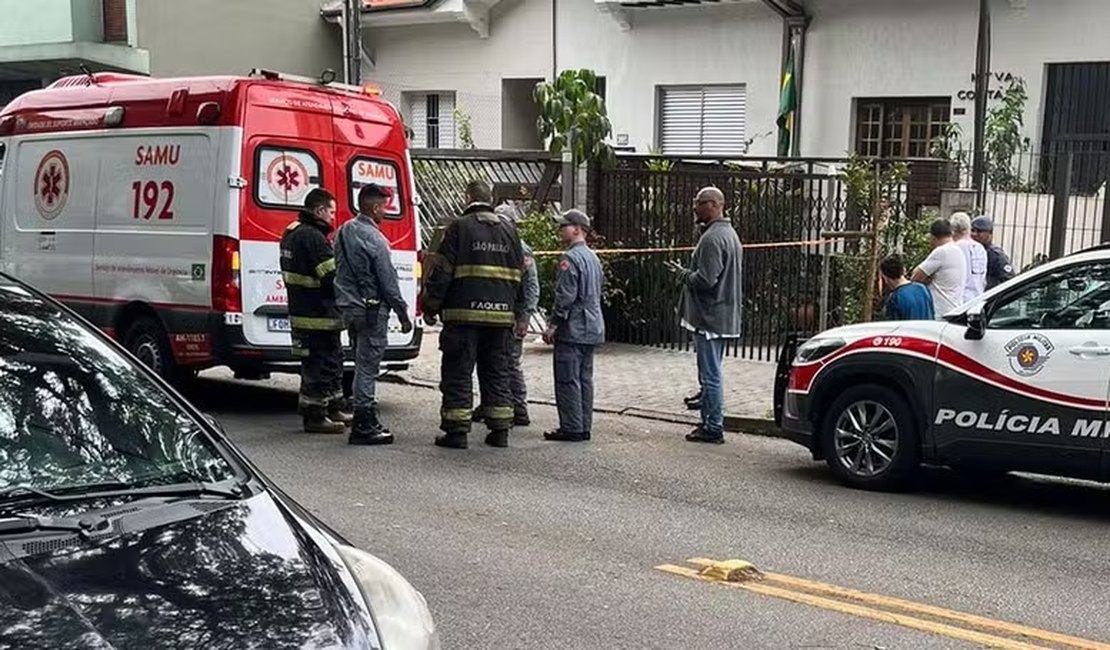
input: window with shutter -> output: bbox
[403,92,456,148]
[657,85,747,155]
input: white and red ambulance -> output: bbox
[0,69,423,382]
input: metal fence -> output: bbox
[591,156,865,363]
[947,148,1110,271]
[410,148,557,243]
[408,147,1110,364]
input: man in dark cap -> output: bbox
[335,183,413,445]
[543,209,605,442]
[970,215,1015,290]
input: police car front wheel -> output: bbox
[820,384,920,491]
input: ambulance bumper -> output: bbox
[216,324,423,370]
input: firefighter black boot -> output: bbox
[434,432,469,449]
[302,405,346,435]
[328,398,355,426]
[484,430,509,448]
[349,408,393,446]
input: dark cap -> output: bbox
[971,215,994,232]
[358,183,392,203]
[554,209,591,229]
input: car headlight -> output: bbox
[335,545,440,650]
[795,338,846,363]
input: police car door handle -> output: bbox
[1068,343,1110,357]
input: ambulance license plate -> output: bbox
[267,317,291,333]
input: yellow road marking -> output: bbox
[659,559,1110,650]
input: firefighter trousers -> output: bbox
[439,323,514,434]
[293,329,344,418]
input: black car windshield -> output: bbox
[0,280,236,493]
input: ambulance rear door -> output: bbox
[330,94,420,350]
[239,137,333,348]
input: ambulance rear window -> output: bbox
[254,146,323,210]
[348,157,403,221]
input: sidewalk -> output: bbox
[402,328,777,431]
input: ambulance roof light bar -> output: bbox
[248,68,380,97]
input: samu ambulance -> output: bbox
[776,244,1110,491]
[0,69,423,382]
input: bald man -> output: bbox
[668,186,743,444]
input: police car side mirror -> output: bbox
[965,309,985,340]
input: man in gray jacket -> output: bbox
[543,209,605,442]
[668,187,742,444]
[335,184,413,445]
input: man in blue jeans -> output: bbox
[668,187,743,444]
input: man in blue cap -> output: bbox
[970,215,1015,290]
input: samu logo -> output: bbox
[1004,333,1054,377]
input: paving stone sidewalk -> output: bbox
[404,327,776,426]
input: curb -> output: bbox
[381,373,782,439]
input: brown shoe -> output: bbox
[303,417,347,434]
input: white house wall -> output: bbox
[804,0,1110,156]
[364,0,551,148]
[359,0,1110,156]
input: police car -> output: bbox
[775,243,1110,491]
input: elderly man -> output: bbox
[951,211,987,303]
[668,187,743,445]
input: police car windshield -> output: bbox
[0,281,236,496]
[990,263,1110,329]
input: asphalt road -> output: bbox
[187,373,1110,650]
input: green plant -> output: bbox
[985,78,1033,192]
[534,69,613,165]
[515,209,564,308]
[454,106,475,149]
[835,154,918,324]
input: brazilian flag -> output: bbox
[776,41,798,157]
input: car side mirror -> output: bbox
[965,307,985,340]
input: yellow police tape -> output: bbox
[530,237,845,257]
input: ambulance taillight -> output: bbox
[212,235,242,314]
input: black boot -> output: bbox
[484,430,509,448]
[371,402,391,434]
[349,408,393,446]
[434,432,469,449]
[684,390,703,411]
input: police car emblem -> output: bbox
[1005,333,1054,377]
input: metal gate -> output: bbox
[1041,62,1110,194]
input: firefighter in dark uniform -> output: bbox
[280,188,351,434]
[970,215,1016,289]
[421,180,528,449]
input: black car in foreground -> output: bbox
[0,274,439,649]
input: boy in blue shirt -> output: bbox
[880,255,935,320]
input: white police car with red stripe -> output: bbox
[775,244,1110,491]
